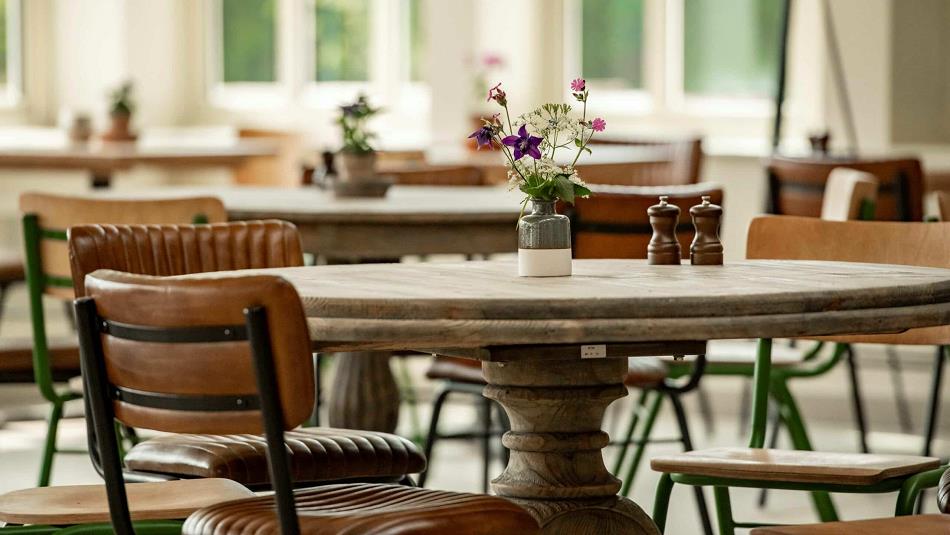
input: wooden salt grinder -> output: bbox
[647,196,681,265]
[690,195,723,265]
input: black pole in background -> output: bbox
[822,0,859,155]
[771,0,793,151]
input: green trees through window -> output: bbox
[315,0,369,82]
[222,0,276,83]
[581,0,644,89]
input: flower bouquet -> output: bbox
[468,78,606,276]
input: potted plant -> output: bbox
[468,78,604,277]
[102,81,137,142]
[336,94,379,181]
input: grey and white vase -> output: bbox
[518,199,572,277]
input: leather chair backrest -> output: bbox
[68,220,303,297]
[590,135,703,185]
[766,156,924,222]
[747,215,950,345]
[564,184,724,259]
[390,165,484,186]
[19,193,227,299]
[939,191,949,222]
[820,168,878,221]
[82,270,314,434]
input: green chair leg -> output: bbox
[620,390,663,497]
[713,486,736,535]
[895,465,948,515]
[612,389,650,475]
[770,378,838,522]
[0,526,62,534]
[37,401,64,487]
[652,473,675,533]
[58,521,183,534]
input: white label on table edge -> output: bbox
[581,345,607,359]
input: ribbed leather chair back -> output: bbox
[68,220,303,297]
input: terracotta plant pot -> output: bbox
[337,151,377,182]
[102,112,137,142]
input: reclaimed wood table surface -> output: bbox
[228,259,950,535]
[0,138,277,188]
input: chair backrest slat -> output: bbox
[820,168,879,221]
[82,270,314,434]
[747,215,950,345]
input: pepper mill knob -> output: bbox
[690,195,724,265]
[647,196,681,265]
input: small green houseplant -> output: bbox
[336,94,380,180]
[102,81,137,141]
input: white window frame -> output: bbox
[206,0,427,114]
[0,0,24,109]
[564,0,775,126]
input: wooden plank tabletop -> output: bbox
[205,259,950,352]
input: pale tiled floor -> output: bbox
[0,285,946,534]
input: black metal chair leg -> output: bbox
[738,379,751,437]
[885,346,914,434]
[844,345,870,453]
[418,386,452,488]
[695,384,715,436]
[481,396,492,494]
[667,391,713,535]
[921,345,946,458]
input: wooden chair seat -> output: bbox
[124,428,426,487]
[0,336,80,382]
[182,483,539,535]
[0,248,24,282]
[625,357,668,387]
[749,514,950,534]
[425,356,485,385]
[0,478,254,525]
[651,447,940,486]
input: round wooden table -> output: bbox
[254,259,950,535]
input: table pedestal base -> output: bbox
[328,351,400,433]
[483,358,659,535]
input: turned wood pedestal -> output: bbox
[327,351,400,433]
[484,358,659,535]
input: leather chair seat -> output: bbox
[0,336,80,382]
[749,514,949,534]
[651,447,940,486]
[125,428,426,487]
[625,357,668,387]
[425,357,485,385]
[940,467,949,513]
[0,248,24,283]
[182,483,539,535]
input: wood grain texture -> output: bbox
[0,478,253,525]
[482,358,658,534]
[327,351,400,433]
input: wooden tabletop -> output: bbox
[224,259,950,352]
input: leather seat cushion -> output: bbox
[425,357,485,385]
[749,514,949,534]
[625,357,668,387]
[940,467,949,513]
[0,249,24,283]
[182,483,540,535]
[125,428,426,486]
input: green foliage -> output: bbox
[0,0,7,85]
[337,94,379,154]
[582,0,644,89]
[108,81,135,116]
[222,0,276,82]
[315,0,369,81]
[518,173,591,205]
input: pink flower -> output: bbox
[486,82,507,105]
[570,78,586,92]
[591,118,606,132]
[482,53,504,68]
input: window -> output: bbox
[407,0,424,82]
[221,0,277,83]
[581,0,644,90]
[684,0,782,98]
[314,0,369,82]
[0,0,21,106]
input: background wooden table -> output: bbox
[245,259,950,535]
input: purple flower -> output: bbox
[487,82,507,105]
[591,118,606,132]
[570,78,586,92]
[502,125,543,160]
[468,126,495,150]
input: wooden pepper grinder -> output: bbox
[647,196,681,265]
[689,195,723,265]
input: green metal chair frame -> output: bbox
[652,339,949,534]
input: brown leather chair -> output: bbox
[234,128,305,187]
[590,134,703,185]
[388,165,484,186]
[749,469,950,533]
[766,155,925,221]
[938,191,949,221]
[67,221,426,489]
[75,270,538,534]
